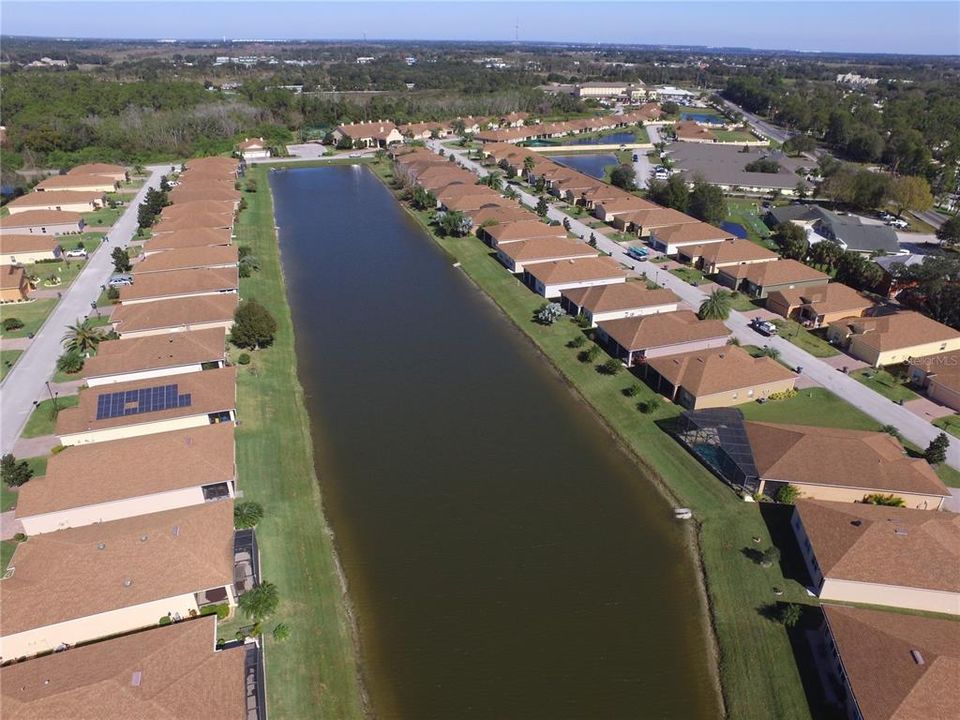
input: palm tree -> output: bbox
[238,581,280,622]
[698,289,732,320]
[62,318,104,355]
[523,155,535,176]
[479,171,503,192]
[234,501,264,529]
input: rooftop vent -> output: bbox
[96,542,106,550]
[131,671,142,686]
[171,525,181,537]
[911,650,925,665]
[850,520,862,527]
[122,578,133,588]
[140,534,149,543]
[895,528,909,537]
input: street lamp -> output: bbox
[91,301,101,319]
[45,381,59,412]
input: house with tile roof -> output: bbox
[596,309,730,367]
[5,191,105,215]
[15,424,236,535]
[0,265,31,303]
[792,501,959,614]
[827,311,960,367]
[648,221,735,255]
[907,350,960,412]
[818,605,960,720]
[332,120,403,148]
[561,281,680,326]
[237,137,271,160]
[496,237,597,274]
[766,282,877,327]
[612,206,701,237]
[718,258,829,299]
[644,345,796,408]
[118,267,238,306]
[678,238,779,275]
[524,256,627,299]
[66,163,128,182]
[0,209,85,236]
[0,501,237,661]
[35,174,118,193]
[481,220,568,248]
[0,615,259,720]
[111,294,237,339]
[0,235,63,265]
[133,244,239,275]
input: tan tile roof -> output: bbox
[796,500,959,592]
[829,311,960,352]
[600,309,729,351]
[133,245,238,274]
[526,256,627,285]
[159,200,236,220]
[35,174,116,191]
[0,235,61,255]
[0,209,84,229]
[435,183,498,202]
[652,221,734,246]
[15,424,235,518]
[909,350,960,393]
[7,191,104,209]
[119,267,238,303]
[168,185,240,204]
[66,163,126,176]
[744,422,949,497]
[82,327,226,379]
[1,616,247,720]
[822,604,960,720]
[580,185,626,203]
[56,366,237,436]
[485,220,568,243]
[691,238,780,264]
[112,294,237,335]
[562,281,680,314]
[736,258,829,287]
[183,157,238,173]
[1,501,235,635]
[152,213,234,234]
[0,265,27,290]
[647,344,794,395]
[469,205,536,226]
[145,228,233,252]
[498,237,596,263]
[768,281,875,316]
[595,196,658,214]
[441,194,510,212]
[619,206,701,229]
[337,120,400,140]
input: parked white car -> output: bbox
[63,248,87,259]
[886,218,909,229]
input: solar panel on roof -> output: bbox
[94,383,193,421]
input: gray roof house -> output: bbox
[765,205,902,256]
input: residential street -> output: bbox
[0,165,168,454]
[430,140,960,470]
[631,123,663,190]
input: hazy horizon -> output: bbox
[3,1,959,57]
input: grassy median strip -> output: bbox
[231,168,366,720]
[369,160,814,720]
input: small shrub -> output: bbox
[760,546,781,568]
[775,484,801,505]
[158,616,172,626]
[639,397,661,414]
[3,318,24,332]
[272,622,291,643]
[624,383,643,397]
[567,335,586,349]
[599,358,621,375]
[767,389,798,401]
[107,287,120,302]
[56,350,84,374]
[234,501,264,529]
[237,353,251,365]
[1,454,34,488]
[863,493,906,507]
[778,603,803,628]
[534,302,564,325]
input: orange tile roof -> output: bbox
[498,237,596,263]
[562,281,680,314]
[112,294,237,335]
[646,345,795,396]
[829,311,960,352]
[689,238,780,264]
[736,258,829,287]
[525,256,627,285]
[118,267,238,303]
[81,327,226,379]
[0,209,84,229]
[485,220,568,243]
[0,235,61,255]
[599,310,729,351]
[145,228,233,252]
[133,245,238,274]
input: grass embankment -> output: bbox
[230,169,366,720]
[21,396,80,438]
[1,349,23,380]
[369,160,814,720]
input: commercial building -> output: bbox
[561,282,680,327]
[56,367,237,446]
[792,500,959,615]
[827,311,960,367]
[14,424,236,535]
[766,204,901,256]
[644,345,797,409]
[595,310,729,367]
[669,144,812,195]
[0,501,237,661]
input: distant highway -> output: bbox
[716,97,792,144]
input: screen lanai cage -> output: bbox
[675,407,761,496]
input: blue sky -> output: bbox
[3,1,959,55]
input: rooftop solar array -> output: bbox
[95,384,192,421]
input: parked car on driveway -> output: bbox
[63,248,87,259]
[626,246,649,261]
[887,218,909,229]
[107,274,134,287]
[750,317,778,336]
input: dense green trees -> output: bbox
[647,174,689,212]
[137,186,169,229]
[609,163,636,190]
[935,215,960,249]
[687,179,726,226]
[231,299,277,349]
[111,247,132,273]
[772,222,809,260]
[744,158,781,174]
[1,454,33,488]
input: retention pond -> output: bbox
[271,165,719,719]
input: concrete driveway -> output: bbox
[428,140,960,471]
[0,165,167,453]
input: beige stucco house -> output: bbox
[524,256,627,299]
[5,191,105,215]
[118,267,238,305]
[0,234,62,265]
[0,265,31,303]
[15,424,236,535]
[766,282,876,327]
[111,294,237,339]
[56,367,236,446]
[792,500,959,615]
[596,310,730,367]
[496,237,596,274]
[35,174,118,193]
[0,501,237,662]
[237,137,271,160]
[561,282,680,327]
[828,311,960,367]
[908,350,960,412]
[0,209,85,236]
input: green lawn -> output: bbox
[725,200,775,249]
[1,349,23,380]
[82,206,123,227]
[772,319,840,358]
[714,129,762,143]
[370,159,815,720]
[59,235,102,253]
[740,387,881,430]
[933,414,960,440]
[670,265,705,285]
[850,367,919,404]
[0,299,57,339]
[727,291,759,312]
[21,395,80,438]
[1,540,19,572]
[24,258,86,289]
[230,168,366,720]
[1,483,19,512]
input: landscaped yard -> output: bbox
[850,367,919,404]
[24,258,87,289]
[1,349,23,380]
[714,129,762,143]
[370,159,816,720]
[670,265,705,285]
[82,206,123,227]
[934,413,960,440]
[740,387,881,431]
[21,395,79,438]
[727,290,759,312]
[59,235,102,253]
[230,167,366,720]
[771,319,839,358]
[0,299,58,339]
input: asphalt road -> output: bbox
[428,140,960,470]
[632,123,663,190]
[0,165,167,453]
[717,97,792,144]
